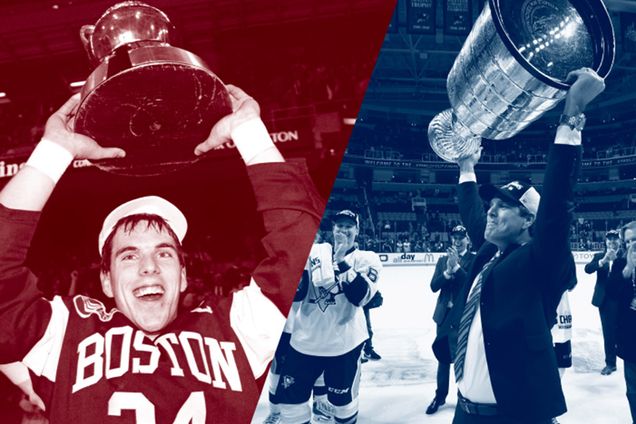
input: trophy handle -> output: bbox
[428,109,482,163]
[80,25,96,65]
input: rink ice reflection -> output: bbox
[252,263,631,423]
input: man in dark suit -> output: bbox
[584,229,621,375]
[426,225,476,414]
[433,68,605,423]
[608,221,636,423]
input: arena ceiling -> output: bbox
[363,0,636,135]
[0,0,392,103]
[1,0,632,130]
[0,0,634,147]
[0,0,386,64]
[0,0,397,267]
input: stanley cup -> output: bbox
[74,1,231,176]
[428,0,615,162]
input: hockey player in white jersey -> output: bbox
[277,210,382,424]
[262,280,304,424]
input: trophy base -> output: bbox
[428,109,481,163]
[75,44,232,176]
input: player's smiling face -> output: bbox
[606,237,620,252]
[484,198,533,248]
[333,221,358,249]
[451,235,469,254]
[100,223,187,334]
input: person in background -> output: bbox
[584,229,622,375]
[277,210,381,424]
[608,221,636,424]
[426,225,475,415]
[550,254,577,424]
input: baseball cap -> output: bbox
[98,195,188,255]
[605,229,620,240]
[479,180,540,216]
[450,225,468,238]
[334,210,359,227]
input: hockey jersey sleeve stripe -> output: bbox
[336,261,352,273]
[342,274,370,306]
[22,296,69,382]
[230,279,286,378]
[340,250,382,307]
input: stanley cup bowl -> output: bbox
[429,0,615,162]
[74,1,232,176]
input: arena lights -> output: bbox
[69,81,86,88]
[343,117,357,126]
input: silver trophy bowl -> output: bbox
[75,1,232,176]
[429,0,615,162]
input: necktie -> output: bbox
[454,252,500,381]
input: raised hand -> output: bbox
[563,68,606,116]
[602,248,617,264]
[446,246,459,272]
[333,232,350,263]
[45,94,125,160]
[194,85,261,156]
[457,144,483,174]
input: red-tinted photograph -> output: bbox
[0,1,395,422]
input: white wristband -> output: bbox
[26,138,74,183]
[230,118,275,164]
[555,125,582,146]
[459,172,477,184]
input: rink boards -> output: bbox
[379,251,599,267]
[252,253,631,423]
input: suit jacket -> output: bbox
[585,251,618,308]
[608,257,636,362]
[433,144,579,421]
[430,251,476,327]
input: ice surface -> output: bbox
[251,262,631,423]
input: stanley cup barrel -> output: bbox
[74,1,231,175]
[428,0,615,162]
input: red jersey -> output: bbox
[0,161,323,423]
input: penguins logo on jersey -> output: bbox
[282,375,295,388]
[309,284,343,312]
